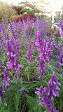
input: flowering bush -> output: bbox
[0,18,63,112]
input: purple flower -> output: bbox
[33,30,53,75]
[55,50,63,67]
[59,20,63,37]
[20,88,26,94]
[33,30,42,47]
[9,21,20,39]
[3,67,10,87]
[0,23,5,34]
[0,86,3,97]
[35,72,60,112]
[25,43,33,62]
[6,39,20,58]
[35,86,44,95]
[38,61,46,74]
[6,38,22,71]
[35,86,56,111]
[48,72,60,97]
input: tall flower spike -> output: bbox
[33,30,42,47]
[3,67,10,87]
[35,72,60,112]
[6,38,22,70]
[33,30,53,75]
[48,72,61,97]
[9,21,19,39]
[35,86,57,112]
[55,50,63,67]
[59,20,63,37]
[0,86,3,97]
[25,42,33,62]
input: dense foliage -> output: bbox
[0,16,63,112]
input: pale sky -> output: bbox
[1,0,63,12]
[1,0,35,5]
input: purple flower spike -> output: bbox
[59,20,63,37]
[0,86,3,97]
[25,43,33,62]
[55,50,63,67]
[35,86,43,95]
[48,72,61,97]
[6,38,22,75]
[3,67,10,87]
[33,30,53,75]
[35,72,60,112]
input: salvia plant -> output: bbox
[0,16,63,112]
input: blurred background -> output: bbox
[0,0,63,24]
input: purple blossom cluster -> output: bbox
[0,35,7,54]
[35,72,60,112]
[9,21,20,39]
[55,50,63,67]
[3,67,10,87]
[6,38,22,71]
[33,30,53,75]
[25,42,33,62]
[59,20,63,37]
[0,23,5,35]
[0,86,3,97]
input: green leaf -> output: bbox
[25,94,43,112]
[15,93,20,112]
[59,99,63,109]
[2,110,9,112]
